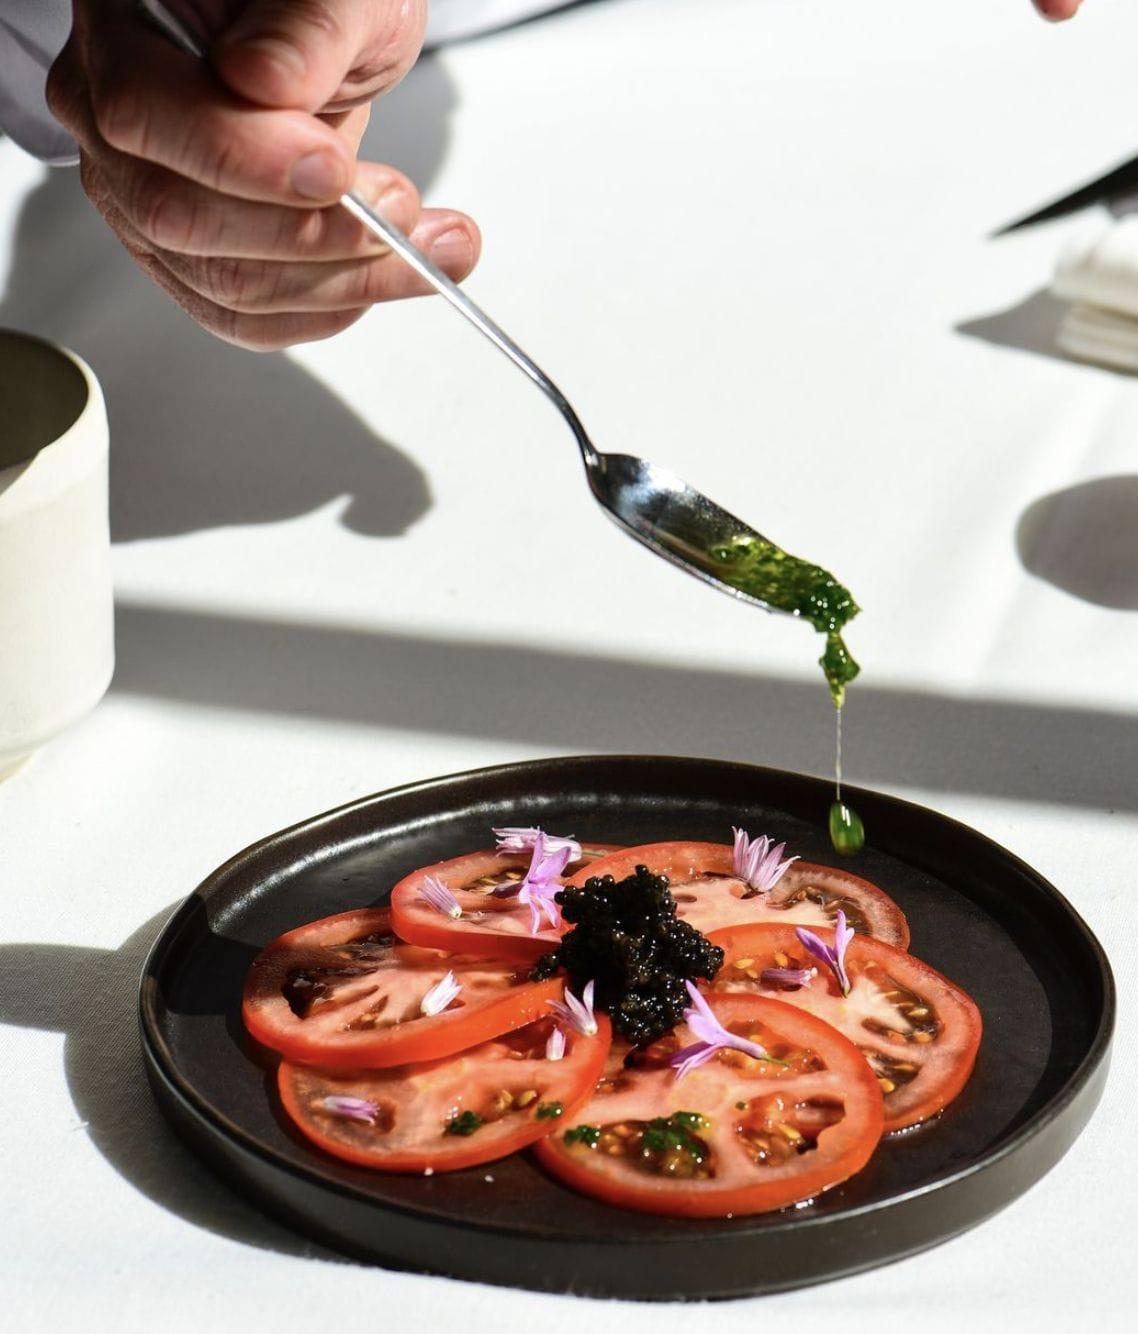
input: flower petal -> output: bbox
[419,874,462,919]
[759,965,816,990]
[493,826,582,861]
[321,1095,379,1124]
[420,969,461,1017]
[731,826,799,893]
[548,981,598,1036]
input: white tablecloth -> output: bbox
[1,0,1132,1327]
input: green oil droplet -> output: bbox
[829,800,865,856]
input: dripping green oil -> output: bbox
[706,535,860,706]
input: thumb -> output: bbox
[213,1,367,112]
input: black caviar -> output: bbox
[532,865,724,1044]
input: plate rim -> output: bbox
[138,753,1116,1249]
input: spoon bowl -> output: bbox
[589,453,783,612]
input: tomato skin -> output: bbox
[708,922,981,1131]
[278,1015,612,1173]
[533,993,884,1218]
[390,843,623,963]
[569,841,910,950]
[242,907,562,1069]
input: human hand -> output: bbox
[47,1,481,350]
[1032,1,1083,20]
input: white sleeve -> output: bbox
[0,0,76,164]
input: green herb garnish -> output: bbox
[535,1101,564,1121]
[564,1124,601,1149]
[444,1110,485,1137]
[634,1112,712,1177]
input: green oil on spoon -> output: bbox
[705,534,866,856]
[705,535,860,706]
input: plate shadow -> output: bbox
[0,906,348,1261]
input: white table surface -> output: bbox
[1,0,1133,1327]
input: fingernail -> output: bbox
[430,227,473,270]
[292,151,345,200]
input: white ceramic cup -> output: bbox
[0,329,114,780]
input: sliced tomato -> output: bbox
[242,907,561,1069]
[569,841,909,949]
[533,993,883,1217]
[279,1013,612,1173]
[389,843,622,963]
[708,923,981,1131]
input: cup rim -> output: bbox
[0,329,104,493]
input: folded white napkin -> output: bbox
[1052,218,1138,370]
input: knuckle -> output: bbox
[245,0,345,52]
[290,206,333,254]
[199,255,256,308]
[287,0,345,42]
[195,116,241,193]
[91,81,147,155]
[131,177,191,250]
[345,1,426,94]
[353,259,384,305]
[45,48,83,130]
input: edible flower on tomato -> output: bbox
[796,911,854,997]
[545,1026,567,1061]
[420,969,462,1016]
[547,979,598,1037]
[731,827,798,893]
[671,981,778,1079]
[511,833,574,933]
[321,1095,380,1124]
[759,965,816,990]
[493,826,582,862]
[419,874,462,919]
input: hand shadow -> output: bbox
[0,54,464,545]
[0,906,347,1260]
[1017,474,1138,610]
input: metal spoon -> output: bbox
[139,0,798,618]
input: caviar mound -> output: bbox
[533,865,725,1044]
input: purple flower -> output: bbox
[545,1026,567,1061]
[732,827,799,893]
[512,833,574,934]
[795,911,854,996]
[321,1095,380,1125]
[547,980,598,1037]
[419,874,462,919]
[671,981,780,1079]
[759,966,817,991]
[420,969,462,1016]
[493,826,582,862]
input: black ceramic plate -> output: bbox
[140,755,1113,1299]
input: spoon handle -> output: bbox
[138,0,599,469]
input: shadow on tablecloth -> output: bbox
[109,602,1138,814]
[0,907,348,1261]
[957,301,1138,609]
[0,55,465,545]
